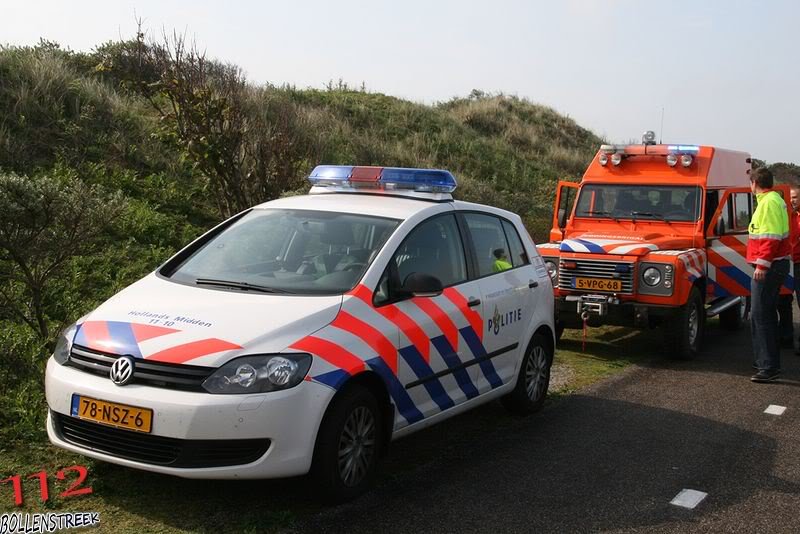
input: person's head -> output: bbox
[750,167,774,193]
[791,184,800,212]
[493,248,507,259]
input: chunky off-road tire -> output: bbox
[664,287,704,360]
[719,296,749,331]
[502,333,552,414]
[311,384,385,503]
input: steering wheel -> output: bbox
[664,210,689,219]
[341,263,367,272]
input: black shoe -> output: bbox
[751,369,781,382]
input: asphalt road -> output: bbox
[290,323,800,533]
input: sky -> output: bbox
[2,0,798,163]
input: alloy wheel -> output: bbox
[337,406,376,487]
[525,345,549,402]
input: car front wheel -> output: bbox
[311,384,384,503]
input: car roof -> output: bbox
[453,199,522,222]
[253,192,446,220]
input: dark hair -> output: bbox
[751,167,774,189]
[493,248,506,259]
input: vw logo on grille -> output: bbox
[110,356,135,386]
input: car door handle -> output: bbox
[529,281,539,288]
[467,298,481,307]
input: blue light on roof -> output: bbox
[307,165,457,194]
[667,145,700,154]
[308,165,354,181]
[380,168,457,193]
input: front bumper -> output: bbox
[556,295,676,328]
[45,357,335,479]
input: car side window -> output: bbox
[463,213,513,276]
[501,220,529,267]
[374,213,467,305]
[719,196,732,234]
[732,192,753,231]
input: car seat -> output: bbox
[470,227,505,275]
[312,221,358,274]
[614,191,635,215]
[397,229,452,285]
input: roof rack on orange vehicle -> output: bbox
[598,131,700,168]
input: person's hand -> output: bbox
[754,267,767,281]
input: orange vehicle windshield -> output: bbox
[574,184,702,223]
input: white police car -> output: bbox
[45,166,555,501]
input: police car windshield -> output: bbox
[574,184,702,222]
[169,209,400,295]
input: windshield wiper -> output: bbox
[195,278,289,293]
[585,210,622,222]
[630,211,666,221]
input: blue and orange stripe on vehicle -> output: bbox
[298,284,504,425]
[73,320,241,364]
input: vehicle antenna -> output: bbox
[659,106,665,144]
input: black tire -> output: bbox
[311,384,385,503]
[719,296,749,331]
[664,287,704,360]
[502,333,552,414]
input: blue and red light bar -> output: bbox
[308,165,457,194]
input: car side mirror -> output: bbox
[557,208,568,229]
[715,218,725,236]
[401,272,443,298]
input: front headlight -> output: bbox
[545,260,558,281]
[53,323,77,365]
[643,267,662,286]
[202,354,312,394]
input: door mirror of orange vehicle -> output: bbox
[715,217,726,236]
[558,208,568,229]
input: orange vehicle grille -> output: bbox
[558,258,635,294]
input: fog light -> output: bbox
[666,154,678,167]
[642,130,657,145]
[599,154,609,166]
[611,153,623,166]
[545,260,558,281]
[681,154,693,167]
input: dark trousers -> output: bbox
[777,262,800,343]
[751,259,790,371]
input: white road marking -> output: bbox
[764,405,787,416]
[670,489,708,509]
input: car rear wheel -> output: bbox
[502,333,552,415]
[311,384,384,503]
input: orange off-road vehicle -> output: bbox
[538,131,793,359]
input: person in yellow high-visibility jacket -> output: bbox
[492,248,512,272]
[747,167,791,382]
